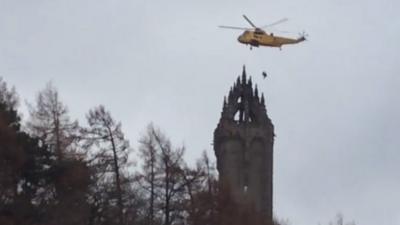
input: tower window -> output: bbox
[237,96,243,104]
[234,110,240,122]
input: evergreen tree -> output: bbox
[0,78,90,225]
[0,78,52,225]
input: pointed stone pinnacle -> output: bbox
[254,84,259,98]
[261,93,265,105]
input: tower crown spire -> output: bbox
[242,66,247,84]
[221,67,269,124]
[254,84,259,98]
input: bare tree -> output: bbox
[138,124,160,225]
[199,151,216,198]
[329,214,356,225]
[26,82,79,161]
[151,127,186,225]
[137,125,188,225]
[183,151,218,225]
[82,105,131,225]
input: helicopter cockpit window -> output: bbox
[255,30,264,35]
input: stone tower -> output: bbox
[214,67,274,223]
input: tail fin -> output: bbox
[297,31,308,42]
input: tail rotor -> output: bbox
[298,31,308,40]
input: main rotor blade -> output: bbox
[260,18,288,28]
[268,28,292,34]
[218,25,249,30]
[242,15,257,28]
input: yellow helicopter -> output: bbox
[219,15,307,50]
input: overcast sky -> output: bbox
[1,0,400,225]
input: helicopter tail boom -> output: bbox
[297,36,306,42]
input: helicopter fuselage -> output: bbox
[238,30,305,48]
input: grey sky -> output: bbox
[1,0,400,225]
